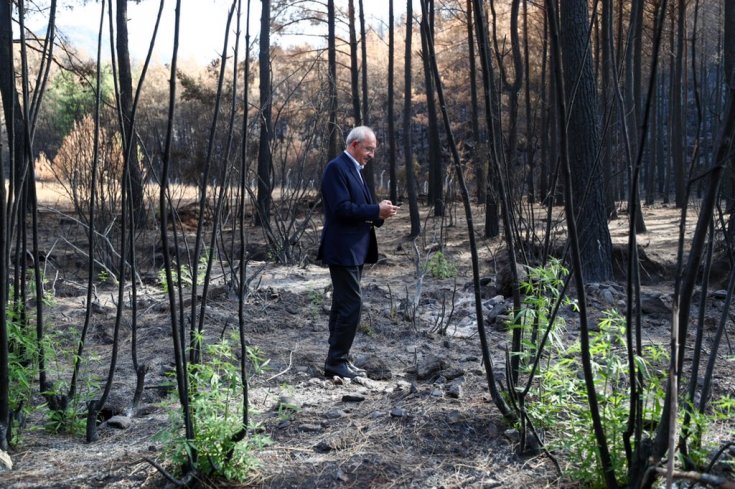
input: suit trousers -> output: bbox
[326,264,363,365]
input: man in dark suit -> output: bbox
[317,126,400,379]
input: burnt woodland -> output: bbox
[0,0,734,488]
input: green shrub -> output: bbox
[513,261,729,487]
[425,251,457,279]
[7,310,37,443]
[156,337,271,482]
[158,252,209,293]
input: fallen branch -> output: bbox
[652,467,735,488]
[265,349,294,382]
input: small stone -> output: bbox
[324,408,346,419]
[433,376,447,385]
[277,420,290,429]
[712,289,728,299]
[640,293,672,315]
[486,302,509,324]
[369,411,385,419]
[107,415,132,430]
[438,368,465,381]
[601,289,614,304]
[447,383,462,399]
[342,394,365,402]
[0,450,12,472]
[394,380,413,391]
[416,355,448,380]
[299,423,323,432]
[504,428,520,442]
[446,410,462,424]
[134,404,158,416]
[430,388,443,398]
[390,407,405,417]
[314,440,333,453]
[353,376,377,387]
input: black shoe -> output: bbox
[346,361,366,376]
[324,362,359,379]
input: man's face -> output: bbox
[349,134,377,166]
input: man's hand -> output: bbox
[378,200,400,219]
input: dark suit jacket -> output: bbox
[317,152,384,266]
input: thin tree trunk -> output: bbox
[159,0,196,475]
[404,0,420,237]
[327,0,338,160]
[672,0,686,208]
[237,0,253,433]
[466,0,484,205]
[522,0,535,204]
[601,0,615,213]
[256,0,272,226]
[0,0,12,453]
[388,0,398,204]
[348,0,361,125]
[474,3,500,239]
[116,0,146,225]
[472,0,521,379]
[490,0,522,205]
[725,0,735,85]
[420,0,443,216]
[358,0,375,197]
[84,0,108,442]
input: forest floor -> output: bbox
[1,190,734,489]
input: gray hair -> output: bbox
[345,126,375,146]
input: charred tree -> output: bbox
[404,0,420,237]
[115,0,146,225]
[358,0,375,197]
[327,0,338,160]
[348,0,361,125]
[388,0,398,204]
[420,0,443,217]
[256,0,273,226]
[559,0,613,282]
[466,0,484,205]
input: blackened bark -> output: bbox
[466,0,484,204]
[672,0,686,208]
[420,0,443,216]
[327,0,338,160]
[404,0,420,237]
[256,0,272,226]
[388,0,398,204]
[560,0,613,282]
[116,0,146,225]
[725,0,735,84]
[348,0,361,125]
[358,0,375,197]
[0,0,12,452]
